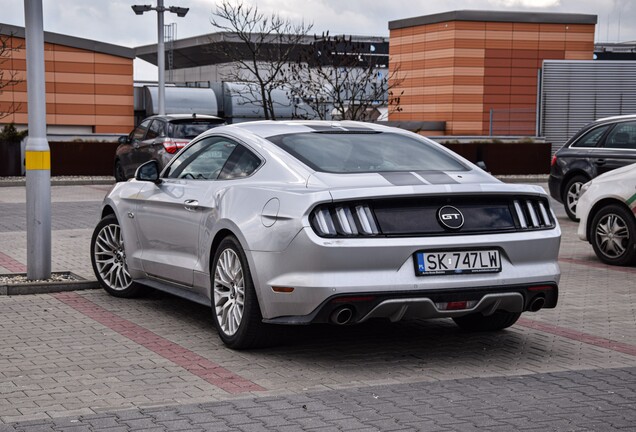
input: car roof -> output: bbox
[561,113,636,148]
[593,114,636,124]
[226,120,397,139]
[150,114,223,121]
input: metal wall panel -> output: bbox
[540,60,636,154]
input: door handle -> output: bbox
[184,199,199,211]
[594,159,606,165]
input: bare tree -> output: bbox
[210,1,312,120]
[288,34,403,121]
[0,30,22,120]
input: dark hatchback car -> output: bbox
[114,114,225,181]
[549,115,636,220]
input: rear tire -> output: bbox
[91,214,144,298]
[563,175,588,221]
[590,204,636,266]
[211,236,273,349]
[453,311,521,332]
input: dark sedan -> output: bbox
[114,114,225,182]
[549,115,636,220]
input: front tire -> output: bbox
[590,204,636,266]
[91,214,143,298]
[114,160,126,182]
[211,236,270,349]
[453,311,521,332]
[563,175,588,221]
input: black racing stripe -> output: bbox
[416,171,459,184]
[305,124,376,133]
[379,172,425,186]
[305,125,341,132]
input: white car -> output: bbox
[577,163,636,266]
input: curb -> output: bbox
[0,179,116,187]
[0,272,100,295]
[495,175,549,183]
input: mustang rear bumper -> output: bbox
[248,226,561,321]
[262,283,557,325]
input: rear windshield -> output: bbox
[268,132,468,173]
[168,120,224,139]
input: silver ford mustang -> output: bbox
[91,121,561,349]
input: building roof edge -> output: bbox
[0,22,135,59]
[388,10,598,30]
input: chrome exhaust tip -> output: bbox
[529,296,545,312]
[330,307,354,325]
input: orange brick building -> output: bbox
[388,11,597,135]
[0,23,135,134]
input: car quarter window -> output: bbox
[132,119,152,141]
[604,122,636,150]
[218,146,262,179]
[164,136,238,180]
[146,120,164,140]
[572,124,610,148]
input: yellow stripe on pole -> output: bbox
[25,151,51,170]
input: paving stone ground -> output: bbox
[1,367,635,432]
[1,183,635,430]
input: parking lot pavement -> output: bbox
[1,367,635,432]
[0,184,111,280]
[1,182,636,429]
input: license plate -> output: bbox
[414,250,501,276]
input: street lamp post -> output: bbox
[24,0,51,280]
[132,1,189,116]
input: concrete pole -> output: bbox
[157,0,165,115]
[23,0,51,280]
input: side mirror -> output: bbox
[135,160,162,184]
[118,135,129,144]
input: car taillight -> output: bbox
[162,139,178,154]
[310,203,380,237]
[513,198,554,229]
[161,139,188,154]
[550,155,557,167]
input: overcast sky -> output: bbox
[2,0,634,80]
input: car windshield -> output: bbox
[169,120,224,139]
[268,132,468,173]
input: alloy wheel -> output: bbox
[566,181,582,216]
[213,249,245,336]
[595,213,630,259]
[93,223,132,291]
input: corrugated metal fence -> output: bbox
[540,60,636,154]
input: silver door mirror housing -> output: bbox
[135,160,162,184]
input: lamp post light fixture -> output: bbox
[131,4,152,15]
[131,0,189,115]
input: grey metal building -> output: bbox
[540,60,636,153]
[135,31,389,87]
[133,32,390,122]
